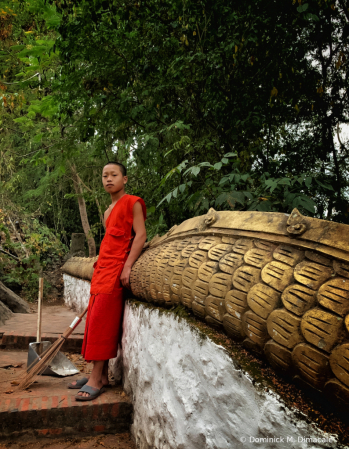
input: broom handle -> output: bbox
[36,278,44,343]
[62,306,89,339]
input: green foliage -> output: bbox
[1,254,50,302]
[0,201,67,300]
[0,0,348,268]
[49,0,348,226]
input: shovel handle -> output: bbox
[36,278,44,343]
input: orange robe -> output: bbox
[81,194,146,361]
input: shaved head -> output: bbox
[104,161,127,177]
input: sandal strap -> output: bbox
[79,384,99,395]
[75,377,88,386]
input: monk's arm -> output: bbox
[120,201,147,288]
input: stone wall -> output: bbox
[63,273,90,313]
[63,274,340,449]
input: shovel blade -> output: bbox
[27,341,80,377]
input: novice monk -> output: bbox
[69,161,146,401]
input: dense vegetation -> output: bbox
[0,0,348,295]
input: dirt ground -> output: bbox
[0,433,136,449]
[0,351,107,394]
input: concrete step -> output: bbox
[0,433,137,448]
[0,351,133,440]
[0,306,84,352]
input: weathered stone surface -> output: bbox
[205,295,225,323]
[162,283,171,303]
[244,248,273,268]
[233,266,261,292]
[168,251,181,267]
[68,232,85,257]
[120,302,338,449]
[174,257,188,270]
[163,266,174,285]
[65,207,349,406]
[273,245,304,267]
[0,281,30,313]
[261,261,294,292]
[267,309,303,349]
[281,284,316,316]
[265,339,293,372]
[198,236,222,250]
[189,250,208,268]
[170,271,182,296]
[219,252,244,274]
[208,244,234,261]
[192,300,206,319]
[292,343,332,389]
[301,308,343,353]
[208,272,232,298]
[192,279,209,305]
[317,277,349,316]
[182,286,193,308]
[242,310,268,347]
[233,238,254,255]
[333,260,349,278]
[182,267,198,289]
[305,250,332,267]
[254,240,277,251]
[345,314,349,333]
[225,289,248,320]
[62,255,98,281]
[223,312,245,339]
[247,283,280,319]
[324,378,349,405]
[176,238,192,251]
[181,243,199,258]
[330,343,349,388]
[221,236,236,245]
[0,299,13,325]
[198,261,219,282]
[294,261,333,290]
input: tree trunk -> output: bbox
[71,165,97,258]
[75,172,106,231]
[0,300,13,325]
[0,281,30,313]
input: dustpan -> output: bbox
[27,278,79,377]
[27,341,79,376]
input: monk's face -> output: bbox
[102,164,127,194]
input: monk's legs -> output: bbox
[71,359,109,390]
[102,359,109,385]
[77,360,104,397]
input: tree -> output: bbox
[1,0,348,249]
[70,164,96,257]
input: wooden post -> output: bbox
[36,278,44,343]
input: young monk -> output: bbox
[68,161,146,401]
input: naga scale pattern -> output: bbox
[130,234,349,404]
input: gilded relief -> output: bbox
[62,207,349,404]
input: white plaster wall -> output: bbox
[63,273,91,313]
[63,275,343,449]
[121,304,341,449]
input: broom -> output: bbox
[13,306,88,391]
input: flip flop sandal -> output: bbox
[68,377,88,389]
[75,385,106,402]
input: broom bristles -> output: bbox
[16,337,65,390]
[9,307,88,392]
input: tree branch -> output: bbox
[1,73,40,85]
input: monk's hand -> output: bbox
[120,265,131,289]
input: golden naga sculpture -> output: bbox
[62,208,349,404]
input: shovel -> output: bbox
[26,278,79,377]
